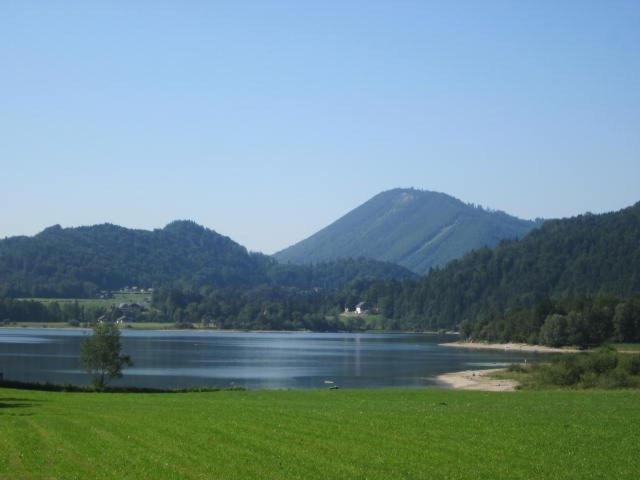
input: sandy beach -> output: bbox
[436,368,518,392]
[439,341,579,353]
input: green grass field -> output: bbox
[21,293,151,309]
[614,343,640,352]
[1,388,638,479]
[3,322,176,330]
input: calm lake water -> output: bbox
[0,328,545,389]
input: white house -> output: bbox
[355,302,369,315]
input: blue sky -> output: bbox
[1,1,639,253]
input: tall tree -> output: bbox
[81,322,133,389]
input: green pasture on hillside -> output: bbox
[19,293,151,309]
[1,388,638,479]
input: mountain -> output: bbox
[0,221,415,298]
[0,221,265,297]
[354,201,640,335]
[274,188,540,274]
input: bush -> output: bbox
[537,359,582,386]
[583,349,618,374]
[507,363,528,373]
[619,354,640,376]
[578,371,599,388]
[521,350,640,389]
[594,370,633,389]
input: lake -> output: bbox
[0,328,546,389]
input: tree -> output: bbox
[613,300,640,342]
[459,319,473,339]
[81,322,132,389]
[565,311,590,348]
[539,314,568,347]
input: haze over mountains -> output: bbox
[275,188,540,274]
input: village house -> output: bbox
[355,302,369,315]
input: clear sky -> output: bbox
[2,1,639,253]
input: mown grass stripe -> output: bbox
[1,388,639,479]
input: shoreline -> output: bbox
[436,368,518,392]
[439,341,580,353]
[0,324,455,335]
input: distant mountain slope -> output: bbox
[274,188,539,273]
[0,221,415,298]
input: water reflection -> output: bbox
[0,329,545,389]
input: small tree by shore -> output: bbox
[81,322,133,390]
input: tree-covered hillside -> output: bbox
[0,221,416,298]
[350,201,640,342]
[5,204,638,343]
[274,188,539,273]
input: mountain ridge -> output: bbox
[275,188,540,273]
[0,220,416,298]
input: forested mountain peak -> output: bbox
[274,188,539,273]
[161,220,210,235]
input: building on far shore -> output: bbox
[355,302,369,315]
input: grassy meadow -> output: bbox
[20,293,151,309]
[614,343,640,353]
[3,322,184,331]
[1,387,639,480]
